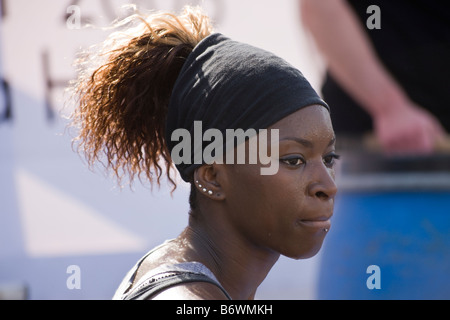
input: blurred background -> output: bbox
[0,0,449,300]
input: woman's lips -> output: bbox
[298,215,332,230]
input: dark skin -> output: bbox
[133,104,338,300]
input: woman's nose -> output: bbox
[307,164,338,201]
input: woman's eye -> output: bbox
[281,156,305,167]
[323,153,341,167]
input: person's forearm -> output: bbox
[301,0,409,117]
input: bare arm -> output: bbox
[301,0,445,154]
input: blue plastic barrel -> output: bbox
[317,153,450,299]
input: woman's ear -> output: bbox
[193,164,226,201]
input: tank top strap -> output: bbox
[113,240,231,300]
[124,269,232,300]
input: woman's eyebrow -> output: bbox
[280,137,314,148]
[280,136,336,148]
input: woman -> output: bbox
[70,6,338,300]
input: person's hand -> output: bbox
[373,101,446,155]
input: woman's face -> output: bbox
[221,105,338,259]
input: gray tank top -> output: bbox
[112,241,231,300]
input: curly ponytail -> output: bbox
[69,6,213,189]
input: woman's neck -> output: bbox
[179,212,280,300]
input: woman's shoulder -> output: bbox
[114,239,231,300]
[135,261,230,300]
[151,281,230,300]
[133,239,182,282]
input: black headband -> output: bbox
[166,33,329,182]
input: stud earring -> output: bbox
[196,180,214,196]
